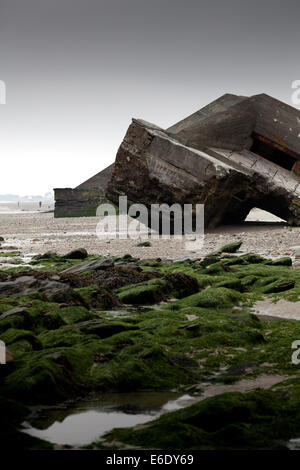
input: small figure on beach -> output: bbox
[39,201,42,209]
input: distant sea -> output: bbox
[0,201,54,214]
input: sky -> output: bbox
[0,0,300,196]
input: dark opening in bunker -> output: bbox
[250,132,299,171]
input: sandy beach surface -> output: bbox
[0,206,299,262]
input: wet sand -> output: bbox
[254,298,300,320]
[0,208,299,261]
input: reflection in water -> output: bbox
[287,438,300,450]
[22,391,191,447]
[24,408,156,446]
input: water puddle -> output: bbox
[21,391,187,447]
[287,438,300,450]
[21,376,290,447]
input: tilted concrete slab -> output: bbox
[55,93,300,227]
[107,116,300,229]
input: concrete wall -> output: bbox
[54,187,108,218]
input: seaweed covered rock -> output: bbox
[63,248,88,260]
[100,389,300,450]
[164,272,199,298]
[118,279,169,305]
[219,240,243,254]
[74,284,121,309]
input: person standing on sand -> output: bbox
[39,201,42,209]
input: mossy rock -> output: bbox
[38,327,89,348]
[167,287,242,310]
[62,248,88,260]
[241,254,266,264]
[195,287,242,308]
[136,241,151,247]
[261,279,295,294]
[199,255,220,267]
[31,252,62,263]
[270,257,292,267]
[0,314,27,334]
[221,257,248,266]
[215,279,243,292]
[240,275,258,287]
[254,276,279,288]
[58,306,94,325]
[219,241,243,254]
[205,263,225,275]
[8,339,35,356]
[74,285,120,309]
[3,357,71,403]
[118,279,169,305]
[0,328,42,350]
[164,272,199,298]
[89,344,199,392]
[68,320,137,338]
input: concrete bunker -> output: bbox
[55,93,300,230]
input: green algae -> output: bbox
[2,250,300,449]
[0,251,20,257]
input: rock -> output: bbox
[63,248,88,260]
[74,285,121,309]
[199,255,220,267]
[215,279,243,291]
[0,257,22,265]
[0,307,30,320]
[0,237,4,242]
[219,240,243,253]
[217,362,259,378]
[61,258,114,274]
[38,280,71,301]
[118,279,169,305]
[262,280,295,294]
[136,241,151,247]
[67,320,136,338]
[242,254,266,264]
[0,276,37,296]
[270,257,293,266]
[114,262,140,269]
[0,275,70,301]
[32,252,61,262]
[164,272,199,298]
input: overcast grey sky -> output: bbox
[0,0,299,195]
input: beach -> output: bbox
[0,206,299,262]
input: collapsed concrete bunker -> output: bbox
[55,93,300,229]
